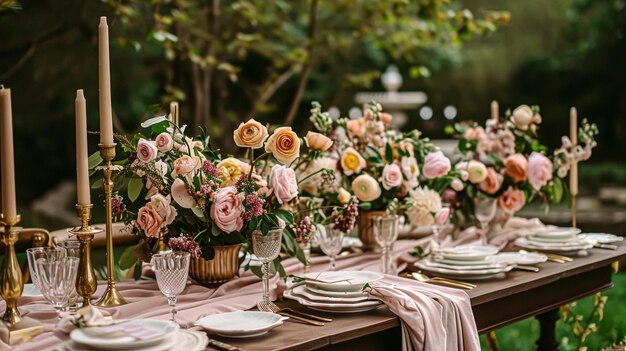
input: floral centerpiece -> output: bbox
[113,115,325,283]
[447,104,598,227]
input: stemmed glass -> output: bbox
[318,225,344,271]
[432,205,451,246]
[57,240,81,310]
[474,196,497,246]
[252,229,283,309]
[373,215,399,274]
[152,251,190,323]
[26,247,66,293]
[36,255,80,318]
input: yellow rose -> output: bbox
[304,131,333,152]
[265,127,301,165]
[217,157,251,187]
[233,118,268,149]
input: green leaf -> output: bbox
[250,265,263,278]
[119,245,138,270]
[385,143,393,164]
[358,202,372,211]
[191,207,206,221]
[88,152,103,170]
[127,176,143,202]
[553,177,564,203]
[273,209,294,224]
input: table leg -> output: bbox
[535,308,560,351]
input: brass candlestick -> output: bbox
[68,204,102,306]
[571,195,577,228]
[0,214,22,326]
[94,143,127,307]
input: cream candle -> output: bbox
[75,90,91,205]
[490,100,499,121]
[169,101,179,126]
[98,16,114,145]
[569,107,578,196]
[0,88,17,219]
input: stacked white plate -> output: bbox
[283,271,384,313]
[515,227,595,253]
[416,245,513,280]
[195,310,287,338]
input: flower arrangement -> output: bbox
[114,114,326,272]
[447,104,598,223]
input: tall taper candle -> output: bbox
[0,88,16,219]
[169,101,179,126]
[569,107,578,196]
[98,17,114,145]
[490,100,499,121]
[75,90,91,205]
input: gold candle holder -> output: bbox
[571,195,577,228]
[94,143,127,307]
[67,204,102,306]
[0,214,22,326]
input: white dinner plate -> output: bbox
[58,329,206,351]
[425,258,508,271]
[70,319,178,350]
[432,245,499,261]
[490,252,548,265]
[579,233,624,244]
[305,285,370,298]
[433,256,498,267]
[526,235,575,243]
[283,289,382,312]
[291,285,371,303]
[415,258,513,277]
[530,227,581,239]
[514,237,595,252]
[302,271,384,292]
[526,236,594,247]
[195,311,287,338]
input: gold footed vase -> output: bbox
[189,244,241,286]
[357,210,386,250]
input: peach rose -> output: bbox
[210,186,244,233]
[265,127,301,165]
[155,133,174,152]
[423,151,451,179]
[304,131,333,152]
[504,154,528,182]
[381,163,402,190]
[171,155,198,178]
[479,167,503,195]
[511,105,534,130]
[136,203,163,237]
[467,160,488,184]
[340,147,366,176]
[528,152,553,191]
[136,138,158,163]
[171,178,195,208]
[149,193,177,225]
[233,118,268,149]
[351,174,381,202]
[269,164,298,205]
[346,118,365,137]
[498,187,526,214]
[380,113,392,127]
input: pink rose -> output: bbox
[528,152,553,191]
[210,186,244,233]
[136,203,164,237]
[155,133,174,152]
[464,127,485,141]
[498,187,526,214]
[423,151,451,179]
[381,163,402,190]
[172,155,198,178]
[346,119,365,137]
[269,165,298,205]
[479,168,503,195]
[149,193,177,225]
[434,207,450,225]
[504,153,528,182]
[171,178,195,209]
[136,138,158,163]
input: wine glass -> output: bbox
[26,247,66,292]
[36,256,79,318]
[318,225,344,271]
[152,251,190,323]
[57,240,81,310]
[373,215,399,274]
[252,229,283,308]
[474,197,497,246]
[432,205,451,246]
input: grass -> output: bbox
[480,272,626,350]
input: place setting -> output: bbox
[515,227,597,255]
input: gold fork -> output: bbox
[257,300,326,326]
[408,272,477,290]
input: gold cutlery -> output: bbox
[513,265,540,272]
[206,338,241,351]
[257,300,325,326]
[544,252,573,262]
[595,243,618,250]
[408,272,476,290]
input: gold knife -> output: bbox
[207,338,241,351]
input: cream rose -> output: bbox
[265,127,301,165]
[467,160,488,184]
[479,168,503,195]
[155,133,174,152]
[136,138,158,163]
[511,105,534,130]
[498,187,526,214]
[337,187,351,204]
[217,158,250,187]
[210,186,244,233]
[233,118,268,149]
[304,131,333,152]
[340,147,366,176]
[171,155,198,178]
[269,164,298,205]
[351,174,381,202]
[381,163,402,190]
[504,154,528,182]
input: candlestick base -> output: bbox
[95,284,127,307]
[0,214,22,327]
[68,204,102,307]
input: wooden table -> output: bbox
[207,244,626,351]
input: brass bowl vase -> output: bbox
[357,210,386,250]
[189,243,241,286]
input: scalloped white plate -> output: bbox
[195,311,287,338]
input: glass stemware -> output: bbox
[36,255,79,318]
[432,205,451,246]
[373,215,399,274]
[474,197,497,246]
[26,247,66,292]
[57,240,81,310]
[152,251,190,323]
[319,225,344,271]
[252,229,283,308]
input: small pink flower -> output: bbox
[269,164,298,205]
[381,163,402,190]
[210,186,244,233]
[498,187,526,214]
[528,152,553,190]
[464,127,485,141]
[379,113,392,127]
[155,133,174,152]
[346,119,365,137]
[479,167,503,195]
[136,138,158,163]
[423,151,451,179]
[434,207,450,225]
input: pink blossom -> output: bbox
[422,151,451,179]
[210,186,244,233]
[528,152,553,191]
[381,163,402,190]
[464,127,485,141]
[136,138,158,163]
[269,165,298,204]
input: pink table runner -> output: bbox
[2,238,479,351]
